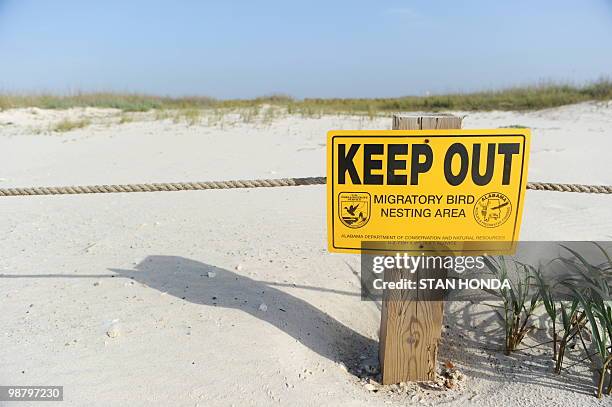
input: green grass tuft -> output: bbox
[52,118,91,132]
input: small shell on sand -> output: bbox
[106,324,121,338]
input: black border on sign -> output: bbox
[330,134,528,252]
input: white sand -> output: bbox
[1,103,611,406]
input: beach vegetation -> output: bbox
[1,80,610,115]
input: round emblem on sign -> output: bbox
[338,192,371,228]
[473,192,512,228]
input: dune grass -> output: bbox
[485,243,612,398]
[1,80,611,115]
[52,118,91,132]
[118,113,133,124]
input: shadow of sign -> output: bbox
[110,255,378,375]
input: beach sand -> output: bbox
[1,102,611,406]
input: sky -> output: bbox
[0,0,611,99]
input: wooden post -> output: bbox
[379,113,462,384]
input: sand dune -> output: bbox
[1,102,611,406]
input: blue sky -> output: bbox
[1,0,611,99]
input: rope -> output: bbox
[0,177,325,196]
[0,177,610,196]
[526,182,612,194]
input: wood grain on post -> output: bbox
[391,113,462,131]
[379,113,462,384]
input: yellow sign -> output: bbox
[327,129,531,253]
